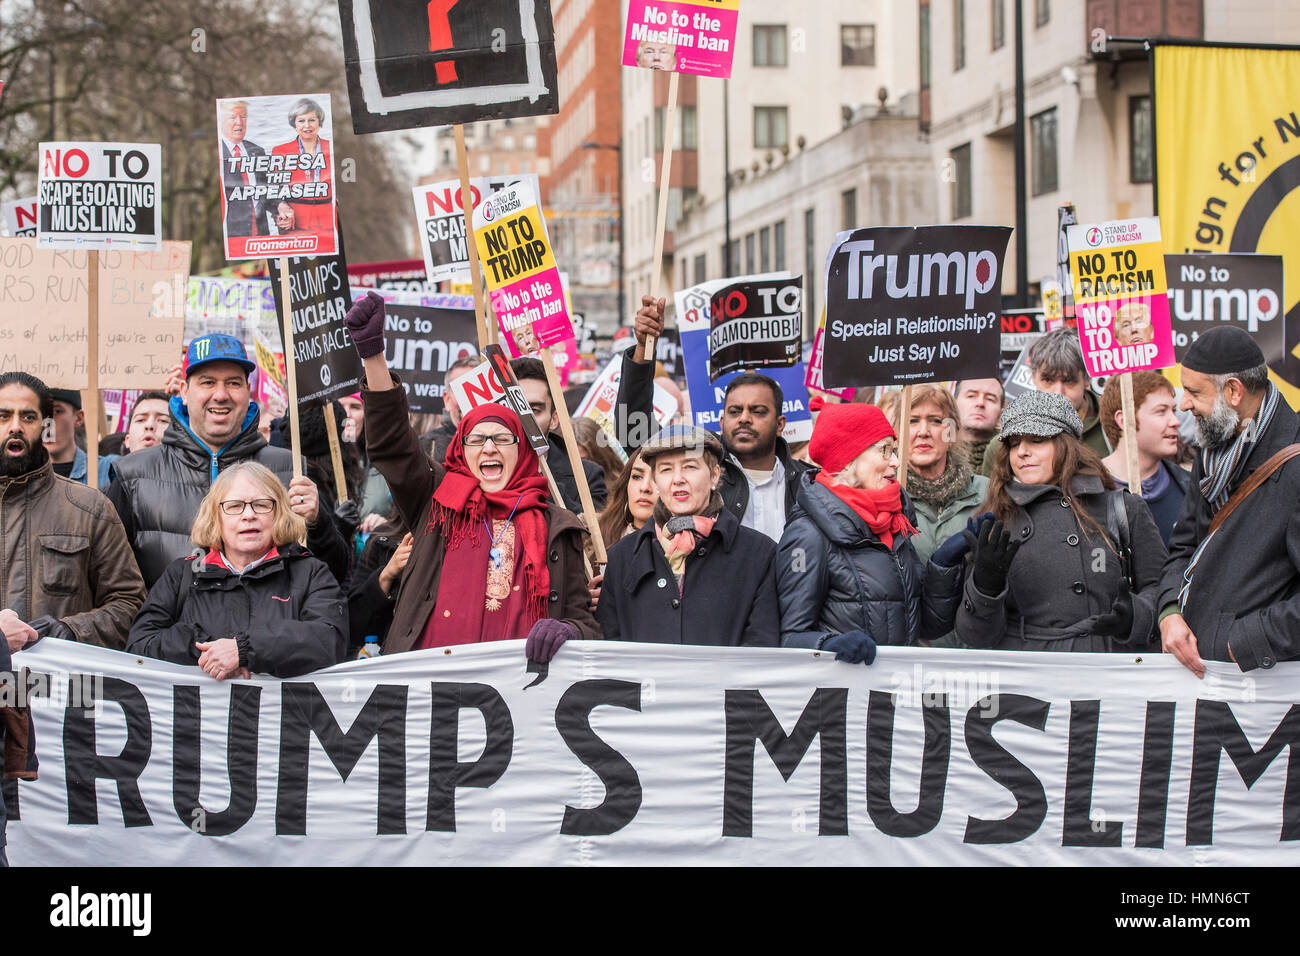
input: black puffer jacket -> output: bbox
[777,472,963,648]
[126,544,347,678]
[107,397,350,587]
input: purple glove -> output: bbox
[525,619,577,664]
[344,290,387,359]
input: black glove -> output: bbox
[963,519,1021,596]
[344,290,387,359]
[821,629,877,665]
[931,512,992,568]
[1092,581,1134,641]
[29,615,74,641]
[333,499,360,538]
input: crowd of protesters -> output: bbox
[3,289,1298,864]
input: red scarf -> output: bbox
[421,405,550,646]
[815,471,916,550]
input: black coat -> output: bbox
[126,544,347,678]
[220,139,269,237]
[777,473,963,649]
[107,397,351,588]
[596,506,779,646]
[613,347,813,527]
[955,475,1167,652]
[546,430,607,514]
[1158,404,1300,670]
[346,524,403,651]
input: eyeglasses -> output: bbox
[463,432,519,447]
[219,498,275,515]
[874,443,899,459]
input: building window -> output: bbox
[655,105,698,151]
[727,239,740,274]
[841,25,876,66]
[953,0,965,71]
[745,232,756,273]
[841,188,857,230]
[991,0,1005,50]
[760,226,771,271]
[1130,95,1153,184]
[774,220,786,271]
[951,142,972,219]
[1031,107,1058,196]
[753,24,787,67]
[804,208,817,319]
[1035,0,1049,27]
[920,3,931,87]
[754,106,789,149]
[694,253,707,284]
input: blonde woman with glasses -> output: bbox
[127,461,347,679]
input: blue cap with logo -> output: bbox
[183,333,257,378]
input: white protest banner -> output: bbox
[7,639,1299,866]
[37,142,162,250]
[413,174,539,283]
[216,94,338,261]
[0,239,191,388]
[1,195,38,238]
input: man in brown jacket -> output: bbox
[0,372,145,654]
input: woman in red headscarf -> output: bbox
[341,292,599,660]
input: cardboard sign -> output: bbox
[707,276,801,381]
[1165,254,1285,368]
[447,345,549,456]
[1,196,38,238]
[347,258,436,292]
[374,300,479,415]
[254,335,289,417]
[37,142,161,250]
[338,0,560,134]
[269,249,362,405]
[413,174,539,282]
[216,94,338,260]
[623,0,740,78]
[805,308,855,402]
[675,274,811,443]
[0,239,190,388]
[823,225,1012,388]
[1067,217,1174,377]
[472,180,574,355]
[186,276,279,348]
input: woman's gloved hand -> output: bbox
[344,290,387,359]
[963,518,1021,596]
[1092,581,1135,641]
[525,619,578,664]
[931,513,993,567]
[821,629,877,665]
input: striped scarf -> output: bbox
[1180,381,1280,610]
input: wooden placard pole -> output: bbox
[539,348,607,564]
[637,69,680,363]
[276,256,303,480]
[897,385,913,488]
[323,409,349,503]
[455,124,495,349]
[1118,372,1143,499]
[540,457,566,509]
[86,250,100,490]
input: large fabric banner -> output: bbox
[6,639,1298,866]
[1154,43,1300,407]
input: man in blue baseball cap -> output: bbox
[106,333,350,587]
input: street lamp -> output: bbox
[582,141,626,330]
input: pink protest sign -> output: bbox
[1065,216,1175,377]
[805,309,855,402]
[622,0,740,79]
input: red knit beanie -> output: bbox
[809,395,897,475]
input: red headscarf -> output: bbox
[423,404,551,643]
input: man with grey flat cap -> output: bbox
[1158,325,1300,676]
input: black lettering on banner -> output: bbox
[275,682,409,836]
[1135,700,1176,849]
[64,676,154,827]
[171,684,262,836]
[1186,700,1300,845]
[1061,699,1121,847]
[865,690,950,837]
[962,694,1049,844]
[555,679,644,836]
[427,682,514,832]
[722,688,848,838]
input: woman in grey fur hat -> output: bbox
[954,390,1168,652]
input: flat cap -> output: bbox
[998,390,1083,442]
[1183,326,1266,375]
[639,424,724,462]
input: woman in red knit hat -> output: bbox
[775,397,969,663]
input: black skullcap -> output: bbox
[1183,326,1266,375]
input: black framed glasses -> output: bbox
[219,498,276,516]
[463,432,519,447]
